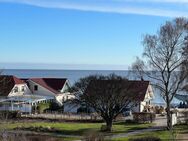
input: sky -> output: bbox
[0,0,187,70]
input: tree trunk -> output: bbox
[166,101,172,130]
[106,119,113,132]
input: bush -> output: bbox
[0,111,21,119]
[125,119,136,124]
[49,102,63,111]
[133,112,156,123]
[154,106,165,114]
[128,136,161,141]
[14,126,60,133]
[37,103,50,114]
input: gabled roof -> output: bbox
[86,80,150,102]
[0,75,25,96]
[125,80,150,101]
[30,78,67,94]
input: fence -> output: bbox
[21,112,102,121]
[132,112,156,123]
[170,108,188,126]
[176,109,188,124]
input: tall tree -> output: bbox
[71,74,139,132]
[132,18,188,130]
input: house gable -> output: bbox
[0,75,25,97]
[61,80,71,93]
[29,78,67,94]
[28,80,56,97]
[8,83,31,97]
[143,84,154,102]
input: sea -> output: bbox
[2,69,181,105]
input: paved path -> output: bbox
[153,115,167,127]
[106,127,165,139]
[106,115,167,140]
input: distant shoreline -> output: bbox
[2,68,129,71]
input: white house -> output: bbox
[0,75,75,113]
[64,80,154,114]
[0,75,32,112]
[0,75,31,97]
[27,78,74,106]
[127,80,154,113]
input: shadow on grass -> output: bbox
[113,121,138,126]
[58,128,99,136]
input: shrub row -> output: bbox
[0,111,21,119]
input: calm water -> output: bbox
[3,69,130,84]
[3,69,176,104]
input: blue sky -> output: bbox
[0,0,187,70]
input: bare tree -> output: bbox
[131,18,188,130]
[71,74,140,132]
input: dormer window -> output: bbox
[34,85,38,91]
[21,86,25,92]
[14,86,18,93]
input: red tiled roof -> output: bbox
[30,78,67,94]
[0,75,25,96]
[125,80,150,101]
[13,76,25,84]
[86,80,150,102]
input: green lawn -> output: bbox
[0,121,152,136]
[111,124,188,141]
[2,121,188,141]
[111,130,171,141]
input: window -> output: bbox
[14,87,18,93]
[21,86,25,92]
[34,85,38,91]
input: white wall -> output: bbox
[28,80,75,106]
[61,81,70,93]
[172,113,178,126]
[56,92,76,106]
[8,84,31,97]
[140,101,146,112]
[0,103,32,113]
[28,80,56,97]
[145,84,154,101]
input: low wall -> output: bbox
[21,113,102,121]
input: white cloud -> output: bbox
[114,0,188,3]
[0,0,188,17]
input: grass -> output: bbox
[111,130,171,141]
[3,120,188,140]
[0,121,152,136]
[111,124,188,141]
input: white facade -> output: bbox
[0,78,75,113]
[8,84,31,97]
[28,80,56,97]
[28,80,75,106]
[0,103,32,113]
